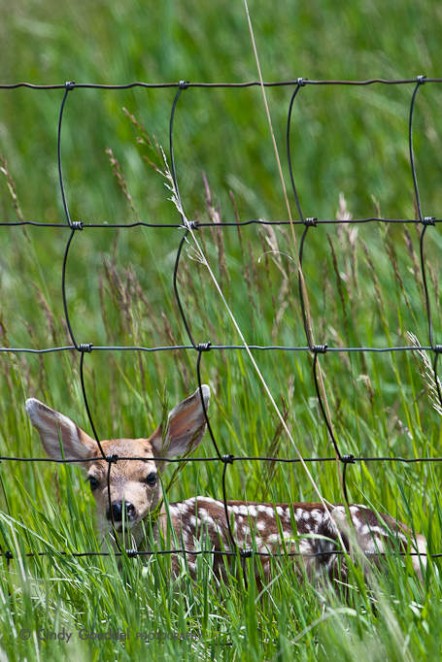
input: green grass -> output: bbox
[0,1,441,660]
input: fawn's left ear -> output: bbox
[151,385,210,459]
[26,398,98,463]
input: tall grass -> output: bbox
[0,1,441,660]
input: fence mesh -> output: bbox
[0,77,440,565]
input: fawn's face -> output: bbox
[85,437,163,532]
[26,386,210,535]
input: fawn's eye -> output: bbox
[88,475,100,492]
[145,472,157,487]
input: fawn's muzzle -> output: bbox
[107,500,137,524]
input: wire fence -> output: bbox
[0,77,441,567]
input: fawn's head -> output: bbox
[26,386,210,535]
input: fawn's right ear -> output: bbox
[26,398,98,462]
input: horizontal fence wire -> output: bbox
[0,76,440,566]
[2,76,442,89]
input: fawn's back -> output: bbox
[164,496,426,580]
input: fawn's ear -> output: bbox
[26,398,98,463]
[151,385,210,459]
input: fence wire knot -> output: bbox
[312,344,328,354]
[222,454,234,465]
[107,454,119,464]
[179,80,190,90]
[197,342,211,352]
[422,216,436,226]
[240,549,253,558]
[71,221,84,231]
[341,454,356,464]
[65,81,76,90]
[416,74,427,84]
[304,217,318,227]
[78,343,92,353]
[296,77,307,87]
[434,345,442,354]
[126,549,138,558]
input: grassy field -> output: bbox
[0,1,441,660]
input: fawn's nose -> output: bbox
[107,500,137,523]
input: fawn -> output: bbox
[26,386,427,583]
